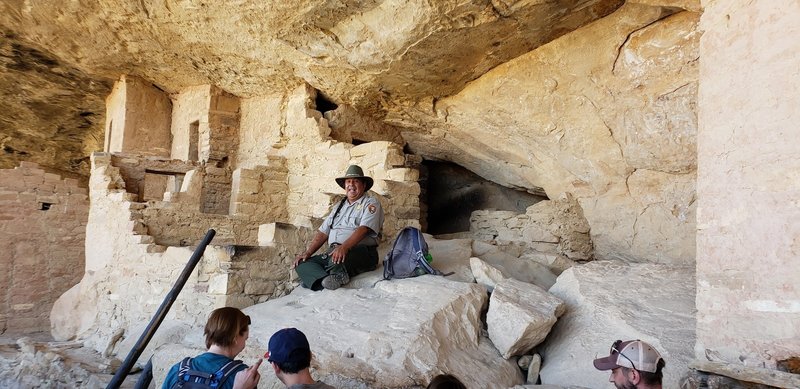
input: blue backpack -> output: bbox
[170,357,243,389]
[383,227,446,279]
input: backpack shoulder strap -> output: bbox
[214,359,245,388]
[329,197,347,230]
[172,357,193,388]
[410,228,446,276]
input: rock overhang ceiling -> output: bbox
[0,0,702,323]
[0,0,636,176]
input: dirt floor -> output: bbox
[0,332,143,389]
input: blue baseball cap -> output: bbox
[265,328,311,364]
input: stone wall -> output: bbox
[272,85,423,242]
[237,95,284,169]
[170,85,211,161]
[200,166,232,215]
[51,154,304,353]
[207,89,240,164]
[470,194,593,265]
[104,75,172,157]
[230,157,289,224]
[110,154,197,202]
[696,0,800,368]
[0,162,88,334]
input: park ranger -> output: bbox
[293,165,384,290]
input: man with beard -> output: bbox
[294,165,384,290]
[593,339,665,389]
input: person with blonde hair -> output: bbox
[163,307,259,389]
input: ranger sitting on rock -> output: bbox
[593,339,665,389]
[294,165,384,290]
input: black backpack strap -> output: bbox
[172,357,194,388]
[329,197,347,230]
[213,360,245,388]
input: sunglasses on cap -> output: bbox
[611,339,637,371]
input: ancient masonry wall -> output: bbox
[470,194,593,269]
[279,85,422,242]
[0,162,88,333]
[237,95,284,169]
[171,86,211,161]
[696,0,800,368]
[104,75,172,157]
[51,153,306,353]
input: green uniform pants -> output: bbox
[295,245,379,291]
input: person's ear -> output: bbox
[628,368,641,384]
[271,361,280,374]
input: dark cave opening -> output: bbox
[314,92,338,114]
[421,160,548,235]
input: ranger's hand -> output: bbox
[294,252,310,268]
[331,245,349,264]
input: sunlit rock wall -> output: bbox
[696,0,800,368]
[392,3,699,265]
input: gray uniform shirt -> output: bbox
[319,193,384,246]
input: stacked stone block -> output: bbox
[470,194,593,263]
[230,155,289,224]
[201,166,232,215]
[0,162,88,334]
[207,89,240,164]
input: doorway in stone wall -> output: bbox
[421,160,547,235]
[141,171,185,202]
[188,120,199,161]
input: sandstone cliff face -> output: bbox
[391,3,699,264]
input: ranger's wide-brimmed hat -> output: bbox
[335,165,373,191]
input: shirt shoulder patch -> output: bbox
[368,204,376,214]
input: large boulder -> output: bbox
[152,276,522,389]
[538,260,695,388]
[472,242,558,289]
[487,279,565,359]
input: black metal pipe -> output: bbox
[106,229,216,389]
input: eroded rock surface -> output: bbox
[0,32,109,177]
[152,276,523,389]
[539,260,695,389]
[392,4,700,265]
